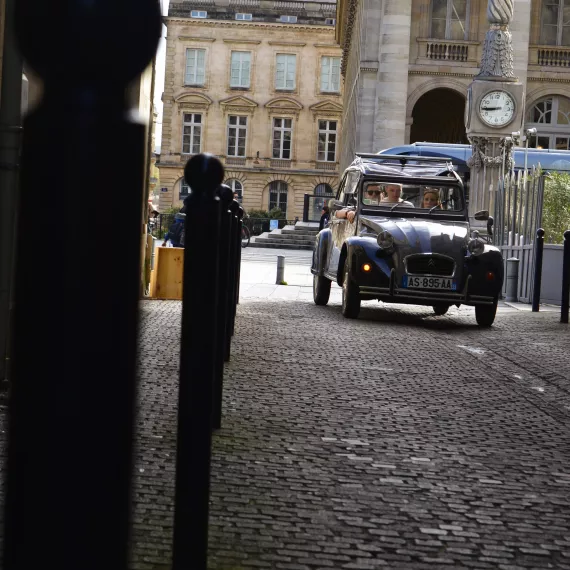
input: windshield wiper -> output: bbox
[428,199,451,214]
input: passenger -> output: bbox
[380,183,414,207]
[422,189,441,209]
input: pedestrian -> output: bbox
[319,205,330,231]
[162,212,186,247]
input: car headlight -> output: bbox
[468,238,485,256]
[377,231,394,250]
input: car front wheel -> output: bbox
[313,274,331,306]
[475,301,498,327]
[341,263,361,319]
[433,304,450,316]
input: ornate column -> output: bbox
[465,0,524,229]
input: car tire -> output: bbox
[432,304,450,316]
[475,301,498,327]
[313,274,331,306]
[341,262,361,319]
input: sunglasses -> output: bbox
[366,190,382,196]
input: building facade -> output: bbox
[158,0,343,219]
[337,0,570,171]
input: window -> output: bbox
[320,57,341,93]
[182,113,202,154]
[185,49,206,85]
[227,179,243,202]
[275,54,296,90]
[235,13,252,20]
[431,0,469,41]
[179,179,191,200]
[279,15,297,23]
[541,0,570,45]
[315,183,334,196]
[527,96,570,150]
[227,116,247,157]
[325,18,336,26]
[272,118,292,159]
[191,10,207,18]
[269,181,288,215]
[317,120,337,162]
[230,51,251,88]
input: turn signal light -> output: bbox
[362,264,371,272]
[486,271,495,281]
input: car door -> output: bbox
[328,171,360,278]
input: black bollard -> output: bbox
[213,184,233,430]
[224,200,239,362]
[532,228,545,312]
[4,2,161,570]
[173,153,224,570]
[561,230,570,324]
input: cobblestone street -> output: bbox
[132,294,570,570]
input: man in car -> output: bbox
[380,183,414,207]
[336,183,384,223]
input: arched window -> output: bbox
[178,178,191,200]
[314,183,334,196]
[431,0,470,41]
[526,96,570,150]
[226,179,243,202]
[540,0,570,46]
[269,181,288,215]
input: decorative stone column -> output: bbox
[373,0,413,151]
[465,0,525,230]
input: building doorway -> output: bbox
[410,88,467,144]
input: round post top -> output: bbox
[537,228,545,239]
[184,154,225,198]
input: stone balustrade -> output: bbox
[423,40,473,63]
[534,45,570,68]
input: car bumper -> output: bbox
[358,273,496,306]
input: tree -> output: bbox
[542,172,570,244]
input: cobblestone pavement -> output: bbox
[132,298,570,570]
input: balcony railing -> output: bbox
[417,39,478,63]
[225,157,246,166]
[315,161,337,171]
[270,159,291,168]
[533,45,570,68]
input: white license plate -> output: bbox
[403,275,457,290]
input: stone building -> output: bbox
[158,0,343,219]
[337,0,570,171]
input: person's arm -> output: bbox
[335,208,356,223]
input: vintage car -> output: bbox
[311,154,504,326]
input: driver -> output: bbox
[336,183,384,222]
[380,183,414,207]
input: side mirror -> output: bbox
[487,216,494,238]
[474,210,489,221]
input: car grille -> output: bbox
[406,255,455,277]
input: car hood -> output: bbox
[360,215,470,257]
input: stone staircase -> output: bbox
[249,221,319,250]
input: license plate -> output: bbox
[403,275,457,290]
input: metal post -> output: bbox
[505,258,520,302]
[173,154,224,570]
[561,230,570,324]
[236,205,244,305]
[3,1,162,569]
[212,184,232,431]
[532,228,545,312]
[276,255,285,284]
[224,200,238,362]
[0,0,23,382]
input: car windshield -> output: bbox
[360,181,464,213]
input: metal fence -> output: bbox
[494,166,545,303]
[243,217,297,236]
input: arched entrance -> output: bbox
[410,88,467,144]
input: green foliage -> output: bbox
[269,207,285,219]
[163,206,181,215]
[247,209,269,219]
[542,172,570,244]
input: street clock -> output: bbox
[478,90,516,128]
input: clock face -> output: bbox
[479,90,516,127]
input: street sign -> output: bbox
[161,187,168,193]
[270,219,279,231]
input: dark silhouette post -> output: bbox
[532,228,545,312]
[213,184,233,430]
[225,200,239,362]
[173,154,224,570]
[4,1,161,569]
[561,230,570,324]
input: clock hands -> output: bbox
[482,106,502,111]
